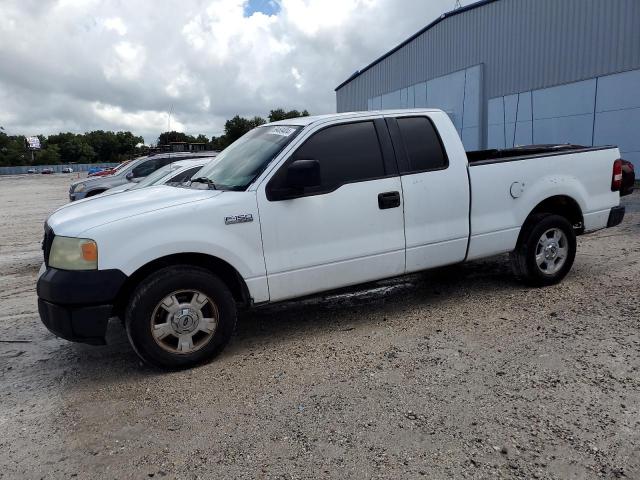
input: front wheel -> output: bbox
[510,214,577,287]
[125,266,237,369]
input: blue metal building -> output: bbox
[335,0,640,174]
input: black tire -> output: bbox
[125,265,236,369]
[510,213,577,287]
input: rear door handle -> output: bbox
[378,191,401,209]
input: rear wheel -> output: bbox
[510,214,576,287]
[125,266,236,369]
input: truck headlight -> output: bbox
[49,237,98,270]
[74,183,86,193]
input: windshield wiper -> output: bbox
[190,177,218,190]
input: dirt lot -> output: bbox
[0,174,638,480]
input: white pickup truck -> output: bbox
[37,109,626,369]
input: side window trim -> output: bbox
[266,119,396,201]
[386,115,450,175]
[385,117,410,173]
[374,118,399,176]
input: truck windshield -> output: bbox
[194,125,302,190]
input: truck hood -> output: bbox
[48,186,221,237]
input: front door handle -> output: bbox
[378,191,401,209]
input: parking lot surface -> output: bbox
[1,175,638,479]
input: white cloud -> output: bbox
[0,0,470,143]
[291,67,303,90]
[283,0,375,35]
[103,41,146,80]
[103,17,127,36]
[92,102,186,133]
[165,72,196,98]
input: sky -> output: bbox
[0,0,471,144]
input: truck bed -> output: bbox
[467,144,616,166]
[465,143,620,261]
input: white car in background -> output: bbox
[102,159,210,196]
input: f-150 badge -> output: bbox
[225,214,253,225]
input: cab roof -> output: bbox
[265,109,444,128]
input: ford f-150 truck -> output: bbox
[37,109,626,369]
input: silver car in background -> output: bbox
[68,152,218,201]
[103,159,210,195]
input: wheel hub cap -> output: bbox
[535,228,569,275]
[544,243,559,260]
[171,308,200,334]
[150,290,219,355]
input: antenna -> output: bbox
[167,104,174,132]
[454,0,462,9]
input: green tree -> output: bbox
[268,108,310,123]
[0,133,26,166]
[157,131,197,146]
[52,134,95,163]
[194,134,209,145]
[85,130,120,162]
[34,145,61,165]
[210,135,225,151]
[115,131,144,155]
[223,115,266,145]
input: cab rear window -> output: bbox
[396,117,448,173]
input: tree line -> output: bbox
[0,129,144,167]
[157,108,309,151]
[0,108,309,167]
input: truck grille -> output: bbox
[42,223,54,266]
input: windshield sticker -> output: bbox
[268,126,296,137]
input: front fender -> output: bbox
[82,191,268,301]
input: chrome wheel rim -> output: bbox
[535,228,569,276]
[150,290,218,354]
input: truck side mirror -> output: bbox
[286,159,320,189]
[268,159,321,201]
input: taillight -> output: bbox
[612,159,623,191]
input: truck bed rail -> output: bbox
[467,144,616,166]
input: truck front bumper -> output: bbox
[37,267,128,345]
[38,300,112,345]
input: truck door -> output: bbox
[386,114,470,272]
[256,118,405,302]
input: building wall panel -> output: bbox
[336,0,640,113]
[532,80,596,120]
[594,108,640,154]
[596,69,640,112]
[533,115,594,146]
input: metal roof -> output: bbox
[334,0,499,91]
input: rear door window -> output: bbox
[396,116,448,173]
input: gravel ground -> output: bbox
[0,175,638,480]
